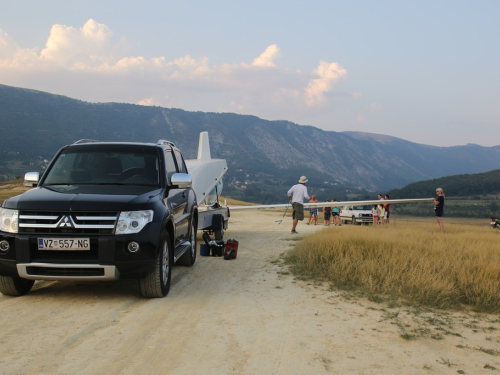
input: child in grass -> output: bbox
[307,195,319,225]
[372,204,379,225]
[332,199,342,226]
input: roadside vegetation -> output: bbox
[285,221,500,312]
[0,179,28,201]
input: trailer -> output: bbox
[185,132,230,240]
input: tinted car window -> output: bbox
[173,150,187,174]
[164,150,177,184]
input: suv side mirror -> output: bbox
[24,172,40,187]
[171,173,192,188]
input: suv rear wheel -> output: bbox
[139,231,172,298]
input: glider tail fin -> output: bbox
[197,131,212,160]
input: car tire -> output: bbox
[177,218,197,267]
[139,231,172,298]
[0,276,35,296]
[351,216,357,225]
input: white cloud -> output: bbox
[368,102,385,114]
[40,19,114,68]
[0,28,19,59]
[0,20,361,133]
[0,28,39,68]
[305,61,347,106]
[252,44,280,67]
[230,101,245,111]
[137,97,162,106]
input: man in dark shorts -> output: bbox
[323,200,332,226]
[287,176,310,234]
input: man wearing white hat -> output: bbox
[287,176,310,234]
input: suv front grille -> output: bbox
[18,211,119,235]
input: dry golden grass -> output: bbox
[0,180,29,202]
[285,221,500,312]
[221,196,258,206]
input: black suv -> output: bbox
[0,140,198,298]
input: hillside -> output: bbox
[387,169,500,199]
[1,83,500,203]
[387,169,500,218]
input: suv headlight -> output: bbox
[0,208,19,233]
[116,210,154,235]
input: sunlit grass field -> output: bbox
[0,180,28,202]
[285,220,500,312]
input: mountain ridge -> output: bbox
[1,83,499,201]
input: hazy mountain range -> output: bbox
[1,83,499,201]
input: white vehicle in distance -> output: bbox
[340,205,373,225]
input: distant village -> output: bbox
[0,152,49,181]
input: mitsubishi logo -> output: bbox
[57,215,75,228]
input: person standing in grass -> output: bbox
[378,194,385,225]
[378,203,385,224]
[332,199,342,226]
[434,188,445,231]
[372,204,379,225]
[323,200,332,226]
[287,176,310,234]
[307,195,319,225]
[384,194,391,224]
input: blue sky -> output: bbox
[1,0,499,146]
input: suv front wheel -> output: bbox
[139,231,172,298]
[0,276,35,296]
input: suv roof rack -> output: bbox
[157,139,176,148]
[73,139,101,144]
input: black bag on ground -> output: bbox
[211,240,224,257]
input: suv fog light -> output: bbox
[128,241,140,253]
[0,240,10,254]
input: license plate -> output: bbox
[38,238,90,251]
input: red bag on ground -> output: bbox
[224,239,239,260]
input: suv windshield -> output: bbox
[43,145,161,187]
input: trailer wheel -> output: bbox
[212,214,224,240]
[0,276,34,296]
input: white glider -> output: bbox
[229,198,433,210]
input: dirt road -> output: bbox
[1,210,499,374]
